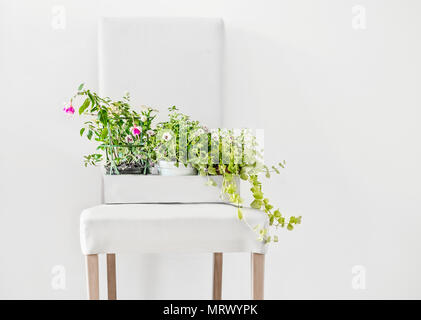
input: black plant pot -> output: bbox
[104,163,147,175]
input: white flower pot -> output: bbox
[157,160,198,176]
[103,174,240,204]
[147,164,159,175]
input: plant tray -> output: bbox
[103,175,240,204]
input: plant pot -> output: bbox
[102,174,240,204]
[104,163,147,175]
[157,160,198,176]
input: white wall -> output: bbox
[1,0,421,299]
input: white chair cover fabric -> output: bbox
[80,204,267,255]
[98,16,224,128]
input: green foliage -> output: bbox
[79,98,90,115]
[84,153,102,167]
[154,106,204,167]
[68,85,157,174]
[67,85,301,243]
[182,125,302,243]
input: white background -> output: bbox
[1,0,421,299]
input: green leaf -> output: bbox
[208,166,217,175]
[87,130,93,140]
[240,172,248,180]
[80,128,85,136]
[78,83,84,91]
[287,223,293,231]
[226,183,236,194]
[278,217,285,227]
[250,186,258,193]
[100,128,108,139]
[253,191,263,200]
[206,178,217,187]
[263,165,270,178]
[98,109,108,125]
[250,199,262,209]
[88,92,95,106]
[237,208,243,220]
[79,98,90,115]
[264,204,273,211]
[274,235,279,242]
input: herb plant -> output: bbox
[154,106,205,167]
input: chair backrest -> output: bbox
[98,17,224,128]
[99,17,227,204]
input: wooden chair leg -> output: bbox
[251,253,265,300]
[107,253,117,300]
[86,254,99,300]
[213,252,223,300]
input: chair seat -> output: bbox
[80,203,267,255]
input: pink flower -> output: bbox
[131,125,142,136]
[63,103,75,115]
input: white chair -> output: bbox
[80,203,266,299]
[80,17,267,300]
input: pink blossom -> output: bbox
[131,125,142,136]
[63,103,75,115]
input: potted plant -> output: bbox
[189,127,302,243]
[66,84,157,175]
[154,106,203,176]
[66,84,301,243]
[153,107,303,243]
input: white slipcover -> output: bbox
[80,204,267,254]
